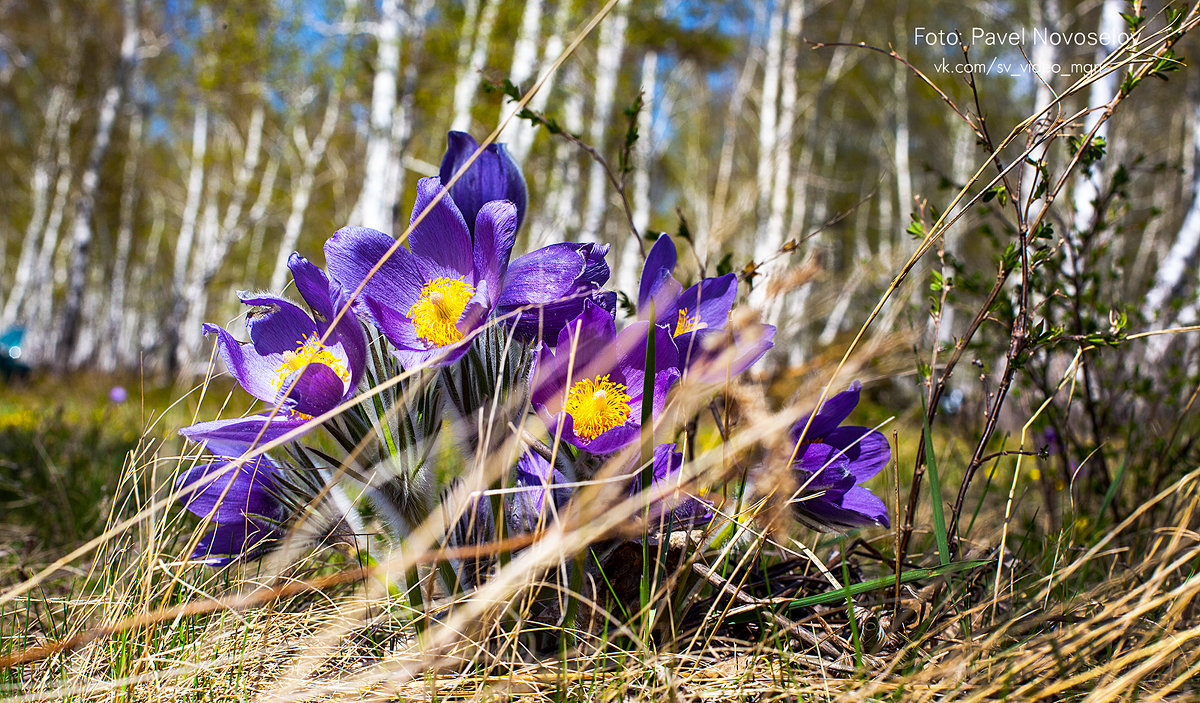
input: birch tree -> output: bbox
[581,0,632,284]
[451,0,500,132]
[58,0,139,367]
[357,0,402,232]
[746,0,785,313]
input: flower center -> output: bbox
[564,375,632,440]
[674,308,709,337]
[274,335,350,390]
[407,277,475,347]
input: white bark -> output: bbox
[625,47,659,292]
[242,156,280,286]
[504,0,545,161]
[581,0,631,250]
[451,0,499,132]
[1071,0,1124,235]
[706,46,758,256]
[357,0,402,232]
[25,110,78,339]
[1021,0,1060,220]
[177,105,266,367]
[270,88,342,291]
[1145,98,1200,326]
[59,0,138,365]
[171,104,210,323]
[100,78,145,371]
[756,0,803,326]
[937,121,975,345]
[747,0,785,312]
[2,84,68,327]
[547,62,587,239]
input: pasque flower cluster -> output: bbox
[174,130,886,571]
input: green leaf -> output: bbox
[784,560,988,610]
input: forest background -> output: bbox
[7,0,1200,699]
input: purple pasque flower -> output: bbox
[180,413,312,458]
[176,447,287,566]
[638,235,774,378]
[497,242,617,340]
[788,381,890,531]
[628,443,713,528]
[205,253,366,418]
[325,177,517,368]
[530,302,679,455]
[440,131,528,234]
[507,450,572,534]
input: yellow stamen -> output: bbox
[407,277,475,346]
[564,375,632,440]
[674,308,709,337]
[274,335,350,390]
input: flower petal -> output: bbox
[408,177,474,277]
[176,457,283,523]
[440,131,528,233]
[325,226,424,321]
[180,413,311,457]
[639,234,678,308]
[791,381,863,442]
[278,362,347,417]
[472,200,519,296]
[287,252,334,324]
[203,323,284,407]
[238,294,319,357]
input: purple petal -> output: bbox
[287,252,334,323]
[327,281,367,390]
[823,426,891,483]
[508,451,571,533]
[639,235,678,308]
[676,323,776,381]
[498,243,587,307]
[277,362,346,416]
[192,519,280,566]
[440,131,528,233]
[408,177,473,278]
[180,413,311,457]
[663,274,738,332]
[325,226,424,321]
[238,294,318,357]
[203,323,285,406]
[176,457,283,523]
[791,382,863,442]
[794,485,889,531]
[472,200,518,296]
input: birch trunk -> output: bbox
[357,0,402,232]
[177,105,266,367]
[625,47,659,290]
[384,0,434,235]
[747,0,785,312]
[1021,0,1059,221]
[164,103,209,374]
[504,0,546,162]
[706,47,758,256]
[581,0,631,269]
[546,63,587,238]
[270,88,342,291]
[24,107,78,349]
[451,0,499,133]
[2,84,68,328]
[1145,97,1200,348]
[1075,0,1118,236]
[100,75,145,371]
[58,0,138,368]
[757,0,803,328]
